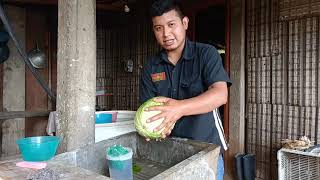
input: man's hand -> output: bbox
[146,97,185,139]
[142,82,228,141]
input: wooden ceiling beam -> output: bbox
[4,0,123,12]
[183,0,225,14]
[4,0,57,6]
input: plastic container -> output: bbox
[278,148,320,180]
[95,113,112,124]
[16,136,60,162]
[116,111,135,122]
[107,111,118,122]
[95,111,118,123]
[106,146,133,180]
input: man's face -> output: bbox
[152,9,189,52]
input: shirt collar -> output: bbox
[154,38,195,65]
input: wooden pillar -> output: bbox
[225,0,246,179]
[56,0,96,152]
[1,5,26,157]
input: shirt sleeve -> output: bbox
[139,62,157,104]
[202,46,232,87]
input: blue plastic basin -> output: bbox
[96,113,112,124]
[16,136,60,162]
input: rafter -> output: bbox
[4,0,57,6]
[4,0,123,12]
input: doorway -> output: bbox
[195,5,227,125]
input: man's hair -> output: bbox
[150,0,184,19]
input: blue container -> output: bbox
[96,113,113,124]
[16,136,60,162]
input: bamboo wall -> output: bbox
[96,14,159,110]
[246,0,320,179]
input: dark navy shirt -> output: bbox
[139,39,232,151]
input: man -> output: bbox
[139,0,232,179]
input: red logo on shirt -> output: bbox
[151,72,166,82]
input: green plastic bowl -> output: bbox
[16,136,60,162]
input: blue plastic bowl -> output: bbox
[16,136,60,162]
[96,113,112,124]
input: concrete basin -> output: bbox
[30,132,220,180]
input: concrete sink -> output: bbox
[30,132,220,180]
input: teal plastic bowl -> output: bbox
[96,113,112,124]
[16,136,60,162]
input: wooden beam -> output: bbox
[4,0,122,12]
[97,3,122,11]
[0,64,2,112]
[184,0,225,14]
[0,62,2,156]
[0,111,50,120]
[225,0,246,179]
[4,0,57,6]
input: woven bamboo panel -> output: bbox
[283,17,319,106]
[247,104,320,180]
[303,17,318,107]
[280,0,320,20]
[246,0,320,179]
[247,57,271,104]
[247,0,272,58]
[96,15,159,111]
[271,55,284,104]
[247,103,272,179]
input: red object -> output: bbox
[151,72,166,82]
